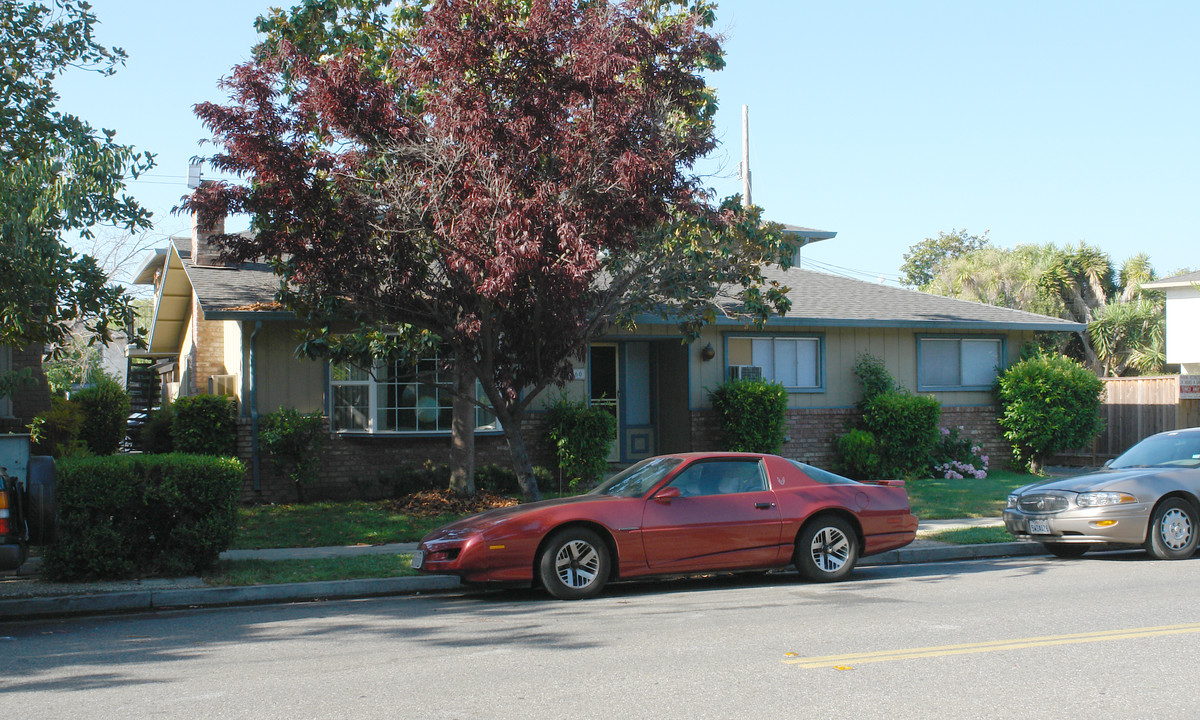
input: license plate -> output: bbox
[1028,519,1051,535]
[411,550,424,569]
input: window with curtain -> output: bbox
[917,337,1002,390]
[726,336,822,390]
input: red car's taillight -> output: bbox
[0,489,10,535]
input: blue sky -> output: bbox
[57,0,1198,286]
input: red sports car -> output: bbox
[414,452,918,599]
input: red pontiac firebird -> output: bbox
[414,453,918,599]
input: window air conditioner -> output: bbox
[728,365,763,381]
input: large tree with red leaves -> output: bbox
[187,0,794,501]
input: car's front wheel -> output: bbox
[1044,542,1090,558]
[795,515,859,582]
[538,528,610,600]
[1145,498,1198,560]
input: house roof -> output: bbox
[725,266,1086,332]
[1142,270,1200,289]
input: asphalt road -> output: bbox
[3,550,1199,719]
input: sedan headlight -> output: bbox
[1007,494,1018,508]
[1076,491,1137,507]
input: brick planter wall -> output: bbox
[691,404,1011,472]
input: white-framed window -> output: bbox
[329,355,499,434]
[0,345,12,418]
[917,336,1003,390]
[726,335,822,391]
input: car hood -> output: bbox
[1013,468,1171,495]
[420,493,623,540]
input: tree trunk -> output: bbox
[500,410,541,502]
[448,357,476,495]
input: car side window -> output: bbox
[669,461,765,497]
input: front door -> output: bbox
[589,344,620,462]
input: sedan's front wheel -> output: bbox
[795,515,859,582]
[538,528,610,600]
[1145,498,1198,560]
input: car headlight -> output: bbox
[1007,494,1018,508]
[1076,491,1137,507]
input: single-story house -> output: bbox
[133,214,1084,501]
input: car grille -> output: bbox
[1017,494,1069,513]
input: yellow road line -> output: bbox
[784,622,1200,668]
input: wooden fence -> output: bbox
[1055,375,1199,466]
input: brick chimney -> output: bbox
[190,197,231,267]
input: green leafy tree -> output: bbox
[899,229,990,289]
[1,0,155,353]
[188,0,796,501]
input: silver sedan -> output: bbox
[1004,427,1200,559]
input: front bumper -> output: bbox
[1003,506,1149,545]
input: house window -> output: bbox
[726,336,822,390]
[0,345,11,418]
[329,355,499,434]
[918,337,1002,390]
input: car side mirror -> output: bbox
[1103,459,1113,468]
[653,486,681,504]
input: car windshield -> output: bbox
[592,457,683,498]
[1110,432,1200,469]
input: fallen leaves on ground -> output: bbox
[386,489,520,517]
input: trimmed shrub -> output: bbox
[474,464,555,495]
[834,354,941,480]
[862,391,941,478]
[835,429,880,480]
[30,396,88,458]
[41,454,244,580]
[996,353,1105,473]
[73,377,130,455]
[173,394,237,456]
[260,408,325,502]
[708,379,789,453]
[141,403,175,454]
[543,396,618,489]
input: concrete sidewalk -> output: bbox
[0,519,1041,622]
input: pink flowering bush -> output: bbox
[931,426,989,480]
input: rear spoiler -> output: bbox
[866,479,906,488]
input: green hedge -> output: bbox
[708,379,789,453]
[862,391,941,478]
[41,454,244,580]
[173,394,237,456]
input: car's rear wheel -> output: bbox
[1044,542,1090,558]
[1145,498,1198,560]
[538,528,610,600]
[795,515,858,582]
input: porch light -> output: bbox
[700,343,715,361]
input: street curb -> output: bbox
[0,542,1046,622]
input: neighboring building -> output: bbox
[134,212,1083,501]
[0,344,51,434]
[1142,270,1200,375]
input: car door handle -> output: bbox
[755,502,775,510]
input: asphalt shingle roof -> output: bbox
[754,266,1084,331]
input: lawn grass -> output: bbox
[904,469,1036,520]
[203,554,417,586]
[922,526,1016,545]
[234,501,460,549]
